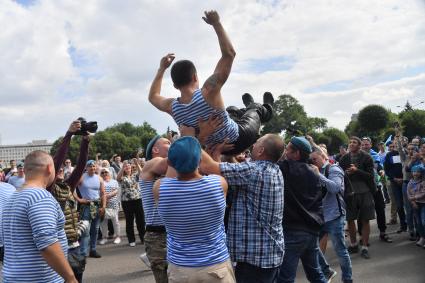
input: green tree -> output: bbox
[50,121,158,163]
[344,120,361,137]
[321,128,349,155]
[357,105,389,134]
[399,109,425,139]
[262,94,327,135]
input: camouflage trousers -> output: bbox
[144,231,168,283]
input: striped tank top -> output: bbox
[158,175,229,267]
[79,173,100,200]
[139,180,164,226]
[171,89,239,145]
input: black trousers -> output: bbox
[358,187,387,234]
[225,103,273,155]
[122,199,145,243]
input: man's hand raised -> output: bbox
[202,10,220,26]
[68,120,81,134]
[159,53,175,70]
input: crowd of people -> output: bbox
[0,9,424,283]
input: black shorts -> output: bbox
[346,192,376,221]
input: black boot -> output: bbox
[226,106,244,121]
[263,91,274,106]
[242,93,254,107]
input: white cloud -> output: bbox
[0,0,425,145]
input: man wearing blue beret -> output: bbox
[276,136,326,283]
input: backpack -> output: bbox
[323,164,354,215]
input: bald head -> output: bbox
[24,150,55,180]
[261,134,285,162]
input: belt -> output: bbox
[146,225,166,233]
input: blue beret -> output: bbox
[412,164,425,174]
[290,136,312,153]
[146,135,161,161]
[168,136,201,173]
[86,160,96,166]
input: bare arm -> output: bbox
[41,242,77,283]
[201,11,236,106]
[199,150,221,175]
[99,178,106,209]
[148,53,175,114]
[117,165,125,182]
[133,158,143,177]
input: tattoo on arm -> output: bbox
[203,74,220,90]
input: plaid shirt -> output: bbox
[220,160,284,268]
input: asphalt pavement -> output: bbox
[1,206,424,283]
[83,207,425,283]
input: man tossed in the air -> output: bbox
[148,10,273,155]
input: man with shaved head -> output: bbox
[2,150,77,283]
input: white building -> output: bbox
[0,140,52,167]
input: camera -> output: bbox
[75,117,98,135]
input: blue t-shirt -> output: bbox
[2,188,68,283]
[0,182,16,247]
[7,175,25,189]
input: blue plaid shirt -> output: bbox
[220,160,284,268]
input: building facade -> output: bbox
[0,140,52,167]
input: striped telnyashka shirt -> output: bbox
[139,180,164,226]
[158,175,229,267]
[2,188,68,283]
[171,89,239,145]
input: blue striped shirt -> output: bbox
[139,180,164,226]
[0,182,16,247]
[171,89,239,145]
[158,175,229,267]
[2,188,68,283]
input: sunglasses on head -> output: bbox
[101,171,109,174]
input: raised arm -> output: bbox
[66,135,89,191]
[148,53,176,114]
[48,121,81,191]
[201,11,236,105]
[199,150,221,175]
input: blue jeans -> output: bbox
[79,205,100,257]
[414,203,425,237]
[235,262,279,283]
[402,181,414,233]
[390,181,407,229]
[277,230,326,283]
[68,247,85,283]
[318,216,352,281]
